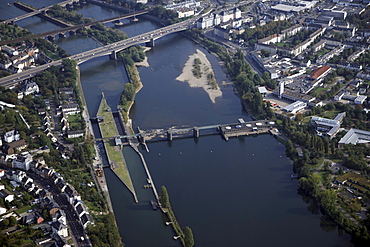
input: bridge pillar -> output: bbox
[137,133,145,144]
[193,127,199,138]
[167,131,173,141]
[47,35,55,41]
[58,33,66,38]
[146,38,154,47]
[110,50,117,60]
[41,10,47,15]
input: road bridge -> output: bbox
[0,17,195,88]
[3,0,84,24]
[0,10,148,46]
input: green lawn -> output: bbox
[316,48,330,56]
[322,110,341,119]
[313,87,327,95]
[15,205,31,215]
[97,97,134,194]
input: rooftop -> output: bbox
[339,128,370,145]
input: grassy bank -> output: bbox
[97,95,135,194]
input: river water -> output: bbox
[1,1,355,246]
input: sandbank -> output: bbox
[176,49,222,103]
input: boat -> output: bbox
[8,3,12,6]
[114,22,124,26]
[150,200,158,210]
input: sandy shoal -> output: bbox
[176,49,222,103]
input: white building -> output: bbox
[283,101,307,114]
[22,80,39,96]
[4,130,20,143]
[354,95,367,104]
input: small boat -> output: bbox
[8,3,12,6]
[150,200,158,210]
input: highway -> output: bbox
[0,18,196,88]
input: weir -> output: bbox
[94,120,279,143]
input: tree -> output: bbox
[184,227,194,247]
[160,186,169,208]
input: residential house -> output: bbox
[67,130,84,139]
[51,221,69,238]
[0,189,14,202]
[22,80,39,96]
[4,130,20,143]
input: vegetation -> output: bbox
[118,46,145,122]
[207,72,217,89]
[87,213,123,247]
[160,186,194,247]
[85,22,128,44]
[48,5,92,25]
[149,6,180,24]
[192,58,202,78]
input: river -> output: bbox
[1,1,354,246]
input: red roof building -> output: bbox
[310,65,332,80]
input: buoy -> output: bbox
[180,152,182,155]
[159,153,161,155]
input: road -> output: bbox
[0,18,197,88]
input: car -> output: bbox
[236,125,242,128]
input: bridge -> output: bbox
[0,10,148,46]
[0,17,196,88]
[3,0,84,24]
[93,120,278,143]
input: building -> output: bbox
[310,65,332,80]
[311,112,345,138]
[0,189,14,202]
[4,130,20,143]
[283,101,307,114]
[59,104,80,115]
[67,130,84,139]
[338,128,370,148]
[354,95,367,104]
[22,80,39,96]
[8,139,28,152]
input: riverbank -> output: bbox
[176,49,222,103]
[119,46,150,132]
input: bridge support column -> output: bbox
[58,33,66,38]
[47,36,55,41]
[193,127,199,138]
[167,131,173,141]
[110,50,117,60]
[146,38,154,47]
